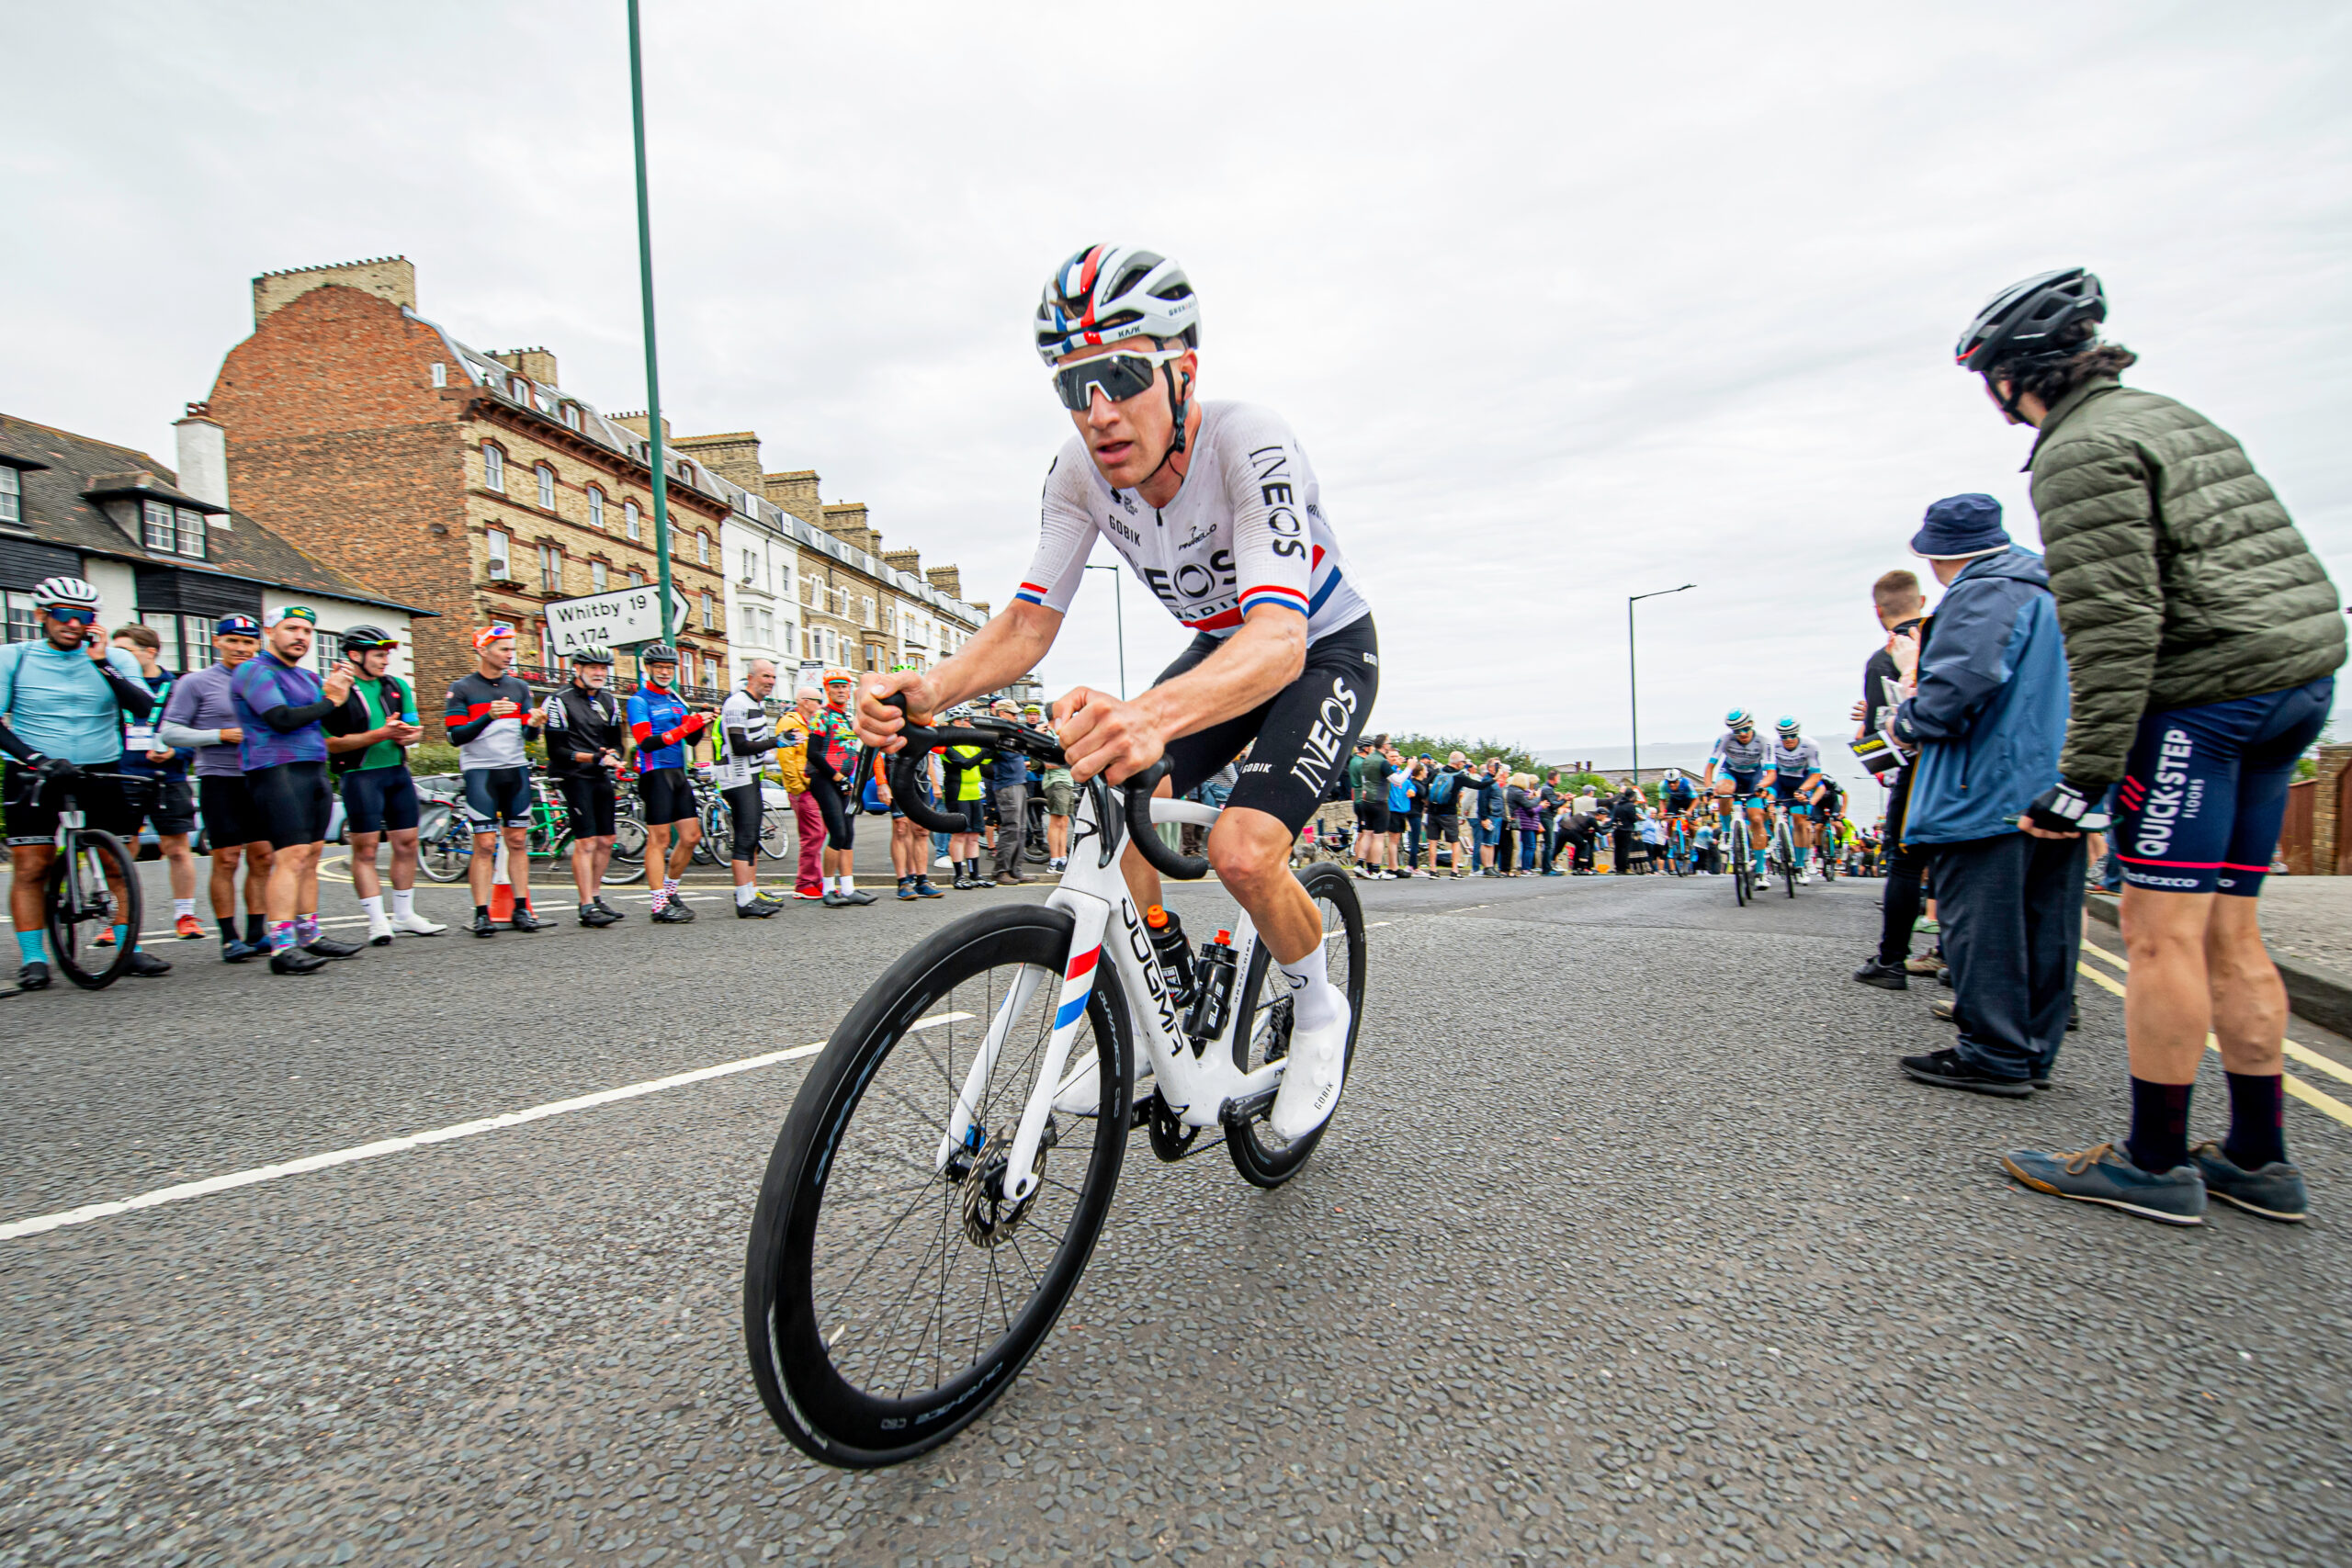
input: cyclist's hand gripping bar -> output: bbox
[1121,759,1211,881]
[880,694,976,835]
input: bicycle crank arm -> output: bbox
[1218,1084,1281,1125]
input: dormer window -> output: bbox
[482,441,505,492]
[141,499,209,559]
[563,404,582,431]
[510,376,529,400]
[0,467,20,525]
[142,499,174,550]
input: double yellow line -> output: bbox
[2076,940,2352,1130]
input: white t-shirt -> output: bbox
[1015,400,1371,644]
[712,689,776,790]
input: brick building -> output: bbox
[194,257,734,707]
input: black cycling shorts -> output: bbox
[123,772,198,838]
[808,769,856,851]
[4,763,140,848]
[1156,612,1379,837]
[339,763,420,836]
[461,765,534,830]
[557,773,617,840]
[1356,801,1393,834]
[724,781,765,863]
[247,760,335,850]
[198,773,272,851]
[637,765,696,828]
[1428,810,1459,842]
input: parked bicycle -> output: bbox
[14,768,143,989]
[416,773,646,885]
[743,705,1366,1468]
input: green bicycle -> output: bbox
[416,773,646,885]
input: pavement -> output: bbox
[2087,876,2352,1042]
[5,863,2350,1568]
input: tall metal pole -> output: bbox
[627,0,676,654]
[1085,564,1126,697]
[1627,583,1696,795]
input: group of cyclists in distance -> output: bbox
[1699,708,1844,886]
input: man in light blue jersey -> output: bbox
[1761,716,1827,885]
[1702,708,1771,881]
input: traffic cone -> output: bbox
[489,837,516,922]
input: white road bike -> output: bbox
[743,708,1367,1468]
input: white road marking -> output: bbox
[0,1018,981,1240]
[908,1011,975,1031]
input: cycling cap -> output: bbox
[571,645,615,666]
[1724,708,1755,730]
[640,643,679,665]
[31,575,102,610]
[1954,267,2106,378]
[1035,245,1200,365]
[472,623,517,648]
[214,614,262,637]
[1777,716,1801,736]
[267,605,319,628]
[341,624,398,655]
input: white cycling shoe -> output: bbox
[394,910,447,936]
[1272,992,1351,1142]
[367,911,395,947]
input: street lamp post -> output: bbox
[625,0,676,654]
[1627,583,1695,790]
[1084,563,1126,698]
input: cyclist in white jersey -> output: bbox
[1761,716,1827,884]
[1702,708,1772,880]
[859,244,1378,1140]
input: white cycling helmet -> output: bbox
[32,575,103,611]
[1777,716,1802,737]
[1035,245,1200,365]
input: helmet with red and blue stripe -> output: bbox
[1035,245,1199,365]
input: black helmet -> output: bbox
[640,643,678,666]
[341,624,398,656]
[1954,267,2106,378]
[571,645,615,667]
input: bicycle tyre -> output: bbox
[45,829,141,989]
[1733,847,1750,906]
[1780,823,1797,898]
[606,814,649,884]
[693,800,725,866]
[760,806,793,862]
[415,806,470,883]
[1225,862,1367,1188]
[743,904,1133,1469]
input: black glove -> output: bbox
[2025,779,2110,835]
[34,754,85,784]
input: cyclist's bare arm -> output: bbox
[855,601,1062,750]
[1056,606,1306,785]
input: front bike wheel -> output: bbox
[1732,846,1750,906]
[416,806,469,883]
[1780,828,1797,898]
[1226,862,1367,1188]
[45,829,141,989]
[743,904,1134,1469]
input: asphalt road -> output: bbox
[4,862,2349,1568]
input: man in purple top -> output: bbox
[228,607,364,975]
[157,614,277,962]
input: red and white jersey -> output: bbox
[1014,401,1371,643]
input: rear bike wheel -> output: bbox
[416,806,470,883]
[693,798,726,866]
[606,814,649,884]
[1226,862,1367,1188]
[743,904,1133,1468]
[760,806,793,862]
[45,829,141,989]
[1779,823,1797,898]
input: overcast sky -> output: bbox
[7,2,2348,791]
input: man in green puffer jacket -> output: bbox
[1952,268,2344,1229]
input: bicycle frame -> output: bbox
[934,778,1283,1206]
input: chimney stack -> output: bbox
[252,256,416,325]
[174,409,229,511]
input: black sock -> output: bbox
[515,897,531,913]
[219,916,239,943]
[2222,1071,2287,1169]
[244,912,267,943]
[2126,1077,2195,1174]
[476,904,490,921]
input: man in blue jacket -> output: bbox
[1880,495,2083,1097]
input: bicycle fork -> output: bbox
[933,893,1110,1206]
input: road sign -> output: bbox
[545,585,690,654]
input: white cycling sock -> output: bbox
[391,888,415,919]
[173,897,196,919]
[359,895,384,919]
[1279,942,1342,1032]
[736,884,758,908]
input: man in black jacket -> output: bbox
[1852,570,1929,989]
[540,648,628,927]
